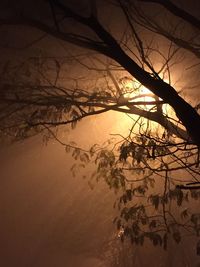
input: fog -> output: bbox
[0,0,200,266]
[0,114,199,267]
[0,137,115,266]
[0,112,132,267]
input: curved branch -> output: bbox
[138,0,200,30]
[0,17,111,56]
[1,92,189,141]
[1,2,200,146]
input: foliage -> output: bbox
[0,0,200,255]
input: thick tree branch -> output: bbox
[0,17,111,56]
[139,0,200,30]
[1,2,200,146]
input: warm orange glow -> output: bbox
[118,78,176,135]
[123,82,156,111]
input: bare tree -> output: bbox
[0,0,200,255]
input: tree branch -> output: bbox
[139,0,200,30]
